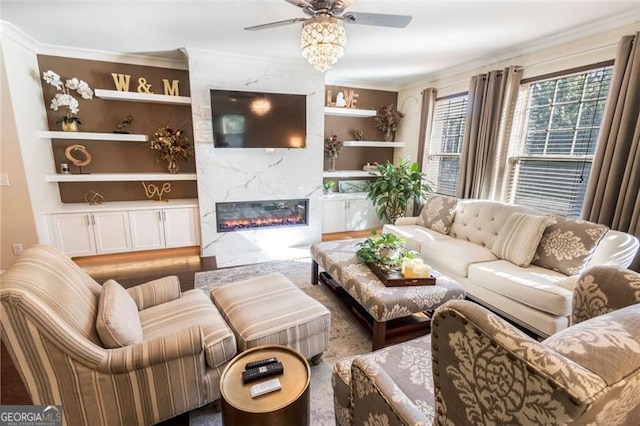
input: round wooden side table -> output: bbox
[220,345,311,426]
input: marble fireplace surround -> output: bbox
[186,48,324,267]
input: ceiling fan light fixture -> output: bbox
[301,17,346,72]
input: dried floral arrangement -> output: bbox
[324,134,343,158]
[373,104,405,133]
[42,70,94,124]
[150,126,194,162]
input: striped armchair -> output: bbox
[1,245,237,425]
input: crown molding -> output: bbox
[1,20,188,69]
[398,12,640,93]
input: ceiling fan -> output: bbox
[245,0,413,72]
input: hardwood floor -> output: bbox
[0,231,377,413]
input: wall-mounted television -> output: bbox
[210,89,307,149]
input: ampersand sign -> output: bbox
[64,145,92,167]
[137,77,152,93]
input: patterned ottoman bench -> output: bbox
[210,272,330,364]
[311,239,465,350]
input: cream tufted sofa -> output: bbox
[383,198,639,337]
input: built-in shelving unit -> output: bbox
[324,106,377,117]
[342,141,405,148]
[38,131,148,142]
[94,89,191,105]
[323,170,379,178]
[45,173,197,182]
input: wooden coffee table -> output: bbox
[311,239,466,350]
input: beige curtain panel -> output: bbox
[416,87,437,215]
[457,66,522,200]
[582,32,640,271]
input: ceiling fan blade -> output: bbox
[244,17,308,31]
[342,12,412,28]
[285,0,314,9]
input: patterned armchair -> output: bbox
[1,245,237,425]
[333,265,640,425]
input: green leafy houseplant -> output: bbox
[367,158,431,224]
[355,231,406,270]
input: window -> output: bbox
[423,94,468,196]
[506,66,613,218]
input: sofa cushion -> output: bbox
[421,239,497,278]
[491,213,548,267]
[139,289,236,368]
[449,200,535,251]
[96,279,144,348]
[468,260,573,316]
[543,304,640,385]
[382,223,450,252]
[416,194,458,234]
[533,216,609,275]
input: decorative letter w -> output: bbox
[111,73,131,91]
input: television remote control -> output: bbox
[250,378,282,398]
[245,357,278,370]
[242,362,284,384]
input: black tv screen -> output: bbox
[210,89,307,148]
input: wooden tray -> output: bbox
[366,262,436,287]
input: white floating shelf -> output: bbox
[94,89,191,105]
[38,131,148,142]
[343,141,405,148]
[46,173,197,182]
[323,170,379,178]
[324,107,377,117]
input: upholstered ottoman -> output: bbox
[210,272,330,364]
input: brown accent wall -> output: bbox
[323,85,398,188]
[37,55,196,203]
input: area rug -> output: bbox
[189,258,371,425]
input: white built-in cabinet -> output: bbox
[50,211,132,257]
[322,194,381,233]
[129,207,199,250]
[48,200,199,256]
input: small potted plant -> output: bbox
[355,231,407,271]
[322,180,336,195]
[42,70,94,131]
[324,135,343,171]
[373,104,405,142]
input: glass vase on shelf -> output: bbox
[384,128,394,142]
[328,156,336,171]
[167,159,179,174]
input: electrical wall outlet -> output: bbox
[12,243,23,256]
[0,174,9,187]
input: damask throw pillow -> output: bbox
[491,213,549,267]
[532,216,609,276]
[96,279,144,348]
[416,194,458,235]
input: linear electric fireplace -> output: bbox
[216,199,309,233]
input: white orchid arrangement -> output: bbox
[42,70,94,124]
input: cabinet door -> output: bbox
[345,199,369,231]
[92,211,132,254]
[163,207,199,248]
[50,213,96,257]
[322,199,348,233]
[365,200,383,229]
[129,209,165,250]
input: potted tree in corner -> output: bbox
[367,157,431,224]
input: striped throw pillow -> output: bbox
[491,213,549,267]
[96,279,144,348]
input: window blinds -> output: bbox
[423,94,468,196]
[506,66,612,218]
